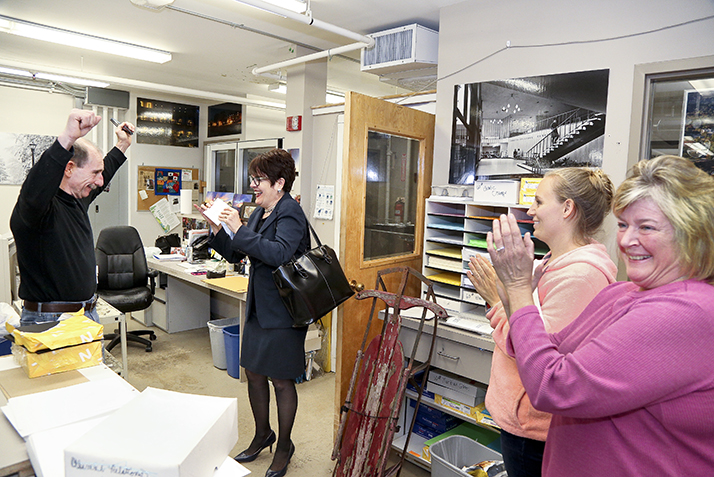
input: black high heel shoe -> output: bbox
[264,441,295,477]
[234,430,276,463]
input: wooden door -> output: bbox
[335,92,434,431]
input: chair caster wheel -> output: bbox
[145,346,153,352]
[150,333,157,341]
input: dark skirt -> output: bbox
[240,313,308,380]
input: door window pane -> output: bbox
[213,149,235,192]
[363,131,420,261]
[645,70,714,173]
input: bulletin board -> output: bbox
[137,165,199,211]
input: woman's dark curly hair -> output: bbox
[248,148,296,193]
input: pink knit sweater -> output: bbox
[484,243,617,441]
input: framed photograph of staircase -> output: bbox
[449,69,609,184]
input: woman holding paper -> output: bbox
[197,148,309,477]
[466,168,617,477]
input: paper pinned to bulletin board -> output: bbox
[149,197,181,233]
[137,165,199,211]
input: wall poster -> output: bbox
[155,168,182,195]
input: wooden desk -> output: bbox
[147,258,248,381]
[147,258,247,332]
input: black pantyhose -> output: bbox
[244,369,298,472]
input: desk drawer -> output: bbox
[399,326,492,385]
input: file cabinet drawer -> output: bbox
[399,319,493,385]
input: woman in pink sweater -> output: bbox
[467,168,617,477]
[488,156,714,476]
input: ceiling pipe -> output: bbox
[234,0,375,76]
[253,41,369,77]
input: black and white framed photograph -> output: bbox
[449,69,610,183]
[0,132,55,185]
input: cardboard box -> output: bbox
[473,180,520,204]
[434,394,481,418]
[8,313,104,378]
[65,387,238,477]
[429,381,482,407]
[428,368,484,398]
[305,325,323,352]
[11,342,103,379]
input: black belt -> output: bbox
[23,297,97,313]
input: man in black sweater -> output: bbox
[11,109,135,325]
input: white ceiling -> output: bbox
[0,0,463,107]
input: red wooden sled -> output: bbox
[332,267,448,477]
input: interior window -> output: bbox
[644,69,714,174]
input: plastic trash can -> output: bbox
[429,435,503,477]
[207,317,239,369]
[223,324,241,378]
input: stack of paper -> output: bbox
[153,253,186,261]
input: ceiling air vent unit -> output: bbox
[361,24,438,75]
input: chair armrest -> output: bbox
[148,269,159,295]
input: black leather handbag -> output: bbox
[273,219,354,328]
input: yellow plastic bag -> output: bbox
[6,312,104,378]
[9,312,103,353]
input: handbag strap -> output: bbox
[297,206,323,248]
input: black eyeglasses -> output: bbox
[249,175,269,186]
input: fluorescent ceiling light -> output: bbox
[237,0,308,15]
[326,90,344,103]
[35,72,109,88]
[268,83,287,94]
[0,15,172,64]
[264,0,307,13]
[0,66,34,77]
[690,79,714,94]
[0,65,109,87]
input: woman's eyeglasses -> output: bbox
[249,175,269,186]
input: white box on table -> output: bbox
[65,387,238,477]
[428,368,484,399]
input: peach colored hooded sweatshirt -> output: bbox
[484,242,617,441]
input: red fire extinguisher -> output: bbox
[394,197,405,222]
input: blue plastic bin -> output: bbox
[0,337,11,356]
[223,324,241,378]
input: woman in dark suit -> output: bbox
[197,148,309,477]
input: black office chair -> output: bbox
[95,226,158,352]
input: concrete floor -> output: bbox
[110,318,431,477]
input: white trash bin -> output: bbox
[207,317,240,369]
[430,435,503,477]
